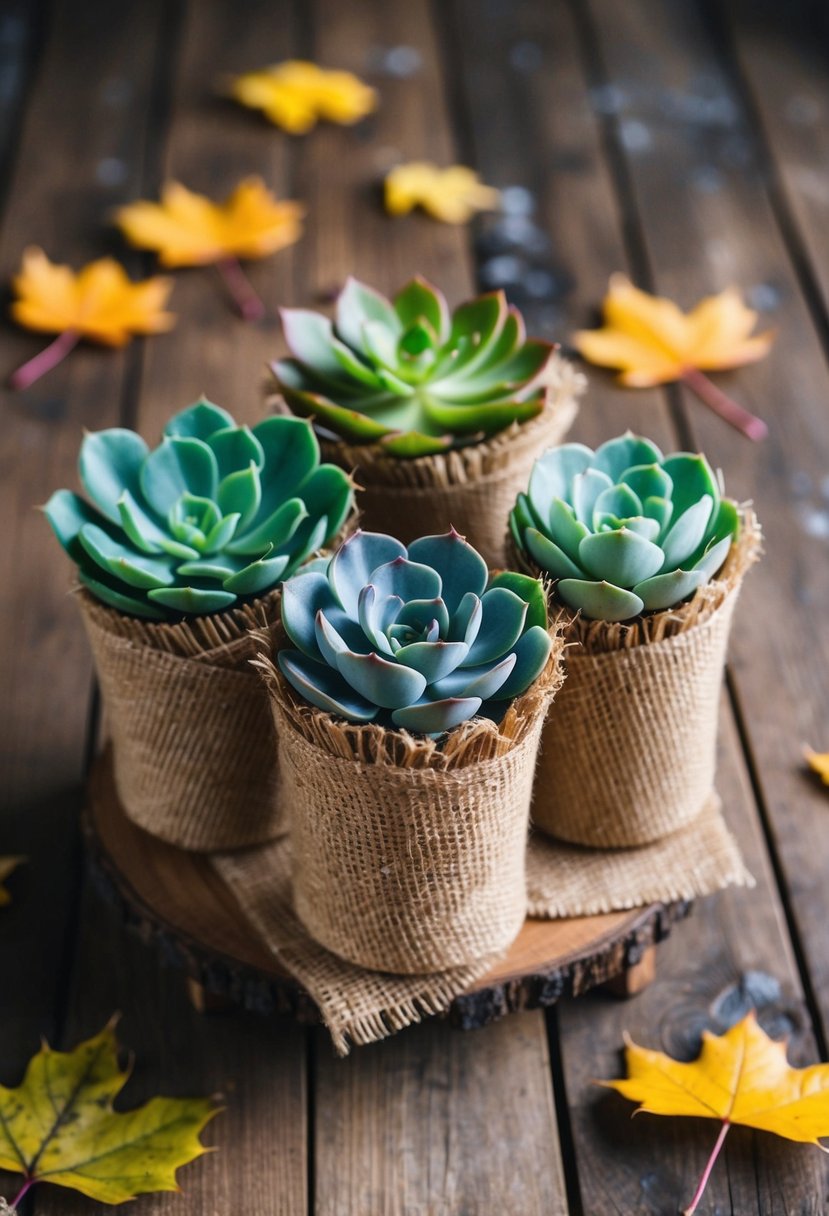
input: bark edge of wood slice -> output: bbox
[84,748,692,1031]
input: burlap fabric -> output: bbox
[524,511,761,915]
[79,590,283,851]
[268,353,584,568]
[213,836,499,1055]
[257,640,564,974]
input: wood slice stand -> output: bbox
[84,750,691,1032]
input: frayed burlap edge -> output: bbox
[212,836,499,1055]
[267,352,585,566]
[526,792,755,917]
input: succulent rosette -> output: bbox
[271,276,556,457]
[278,528,553,733]
[510,432,739,622]
[45,398,354,619]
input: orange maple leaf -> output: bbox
[804,746,829,786]
[9,248,175,390]
[227,60,377,133]
[574,275,774,441]
[384,162,500,224]
[603,1011,829,1214]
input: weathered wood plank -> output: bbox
[447,0,827,1208]
[297,2,568,1211]
[0,0,170,1091]
[585,0,829,1053]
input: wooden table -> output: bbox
[2,1,828,1211]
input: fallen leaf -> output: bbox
[9,248,176,390]
[227,60,377,133]
[116,177,304,268]
[0,857,24,907]
[574,274,773,441]
[0,1019,219,1207]
[804,746,829,786]
[384,162,500,223]
[602,1011,829,1214]
[11,247,175,348]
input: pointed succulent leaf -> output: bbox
[368,557,442,604]
[222,551,289,596]
[432,653,516,700]
[79,429,149,524]
[335,650,427,710]
[362,320,402,372]
[525,528,585,580]
[643,495,673,533]
[591,433,663,481]
[281,309,355,383]
[140,436,218,516]
[380,430,453,457]
[357,584,394,655]
[489,626,552,700]
[293,464,353,545]
[692,534,733,581]
[547,498,590,561]
[424,397,542,435]
[280,514,330,576]
[660,495,714,570]
[395,597,451,638]
[529,445,594,524]
[660,452,720,522]
[593,484,643,526]
[79,524,175,590]
[408,530,488,615]
[281,570,339,658]
[578,528,665,586]
[329,531,408,616]
[147,586,237,615]
[393,277,450,343]
[227,497,307,557]
[464,587,528,666]
[164,399,234,440]
[391,696,483,734]
[202,512,242,554]
[207,425,265,478]
[278,650,379,722]
[557,579,645,622]
[335,278,402,354]
[216,462,262,531]
[571,468,614,527]
[78,569,167,619]
[621,462,673,505]
[487,571,548,630]
[252,416,321,506]
[393,640,469,682]
[44,490,105,563]
[175,558,239,580]
[117,490,193,557]
[512,490,542,534]
[606,515,661,542]
[633,568,705,611]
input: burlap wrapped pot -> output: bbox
[268,353,584,569]
[532,510,761,849]
[79,589,283,852]
[257,635,564,975]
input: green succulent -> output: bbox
[45,399,354,620]
[278,528,553,734]
[271,276,556,458]
[510,433,739,622]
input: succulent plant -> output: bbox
[45,399,354,620]
[271,276,556,458]
[510,433,739,622]
[278,528,552,733]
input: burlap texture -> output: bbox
[269,353,584,568]
[526,793,754,917]
[532,512,761,850]
[79,590,283,851]
[213,837,498,1055]
[258,639,564,974]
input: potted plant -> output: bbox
[268,276,583,568]
[45,398,354,851]
[258,527,564,974]
[510,432,760,852]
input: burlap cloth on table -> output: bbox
[525,510,761,916]
[211,643,564,1051]
[268,352,585,568]
[79,589,282,852]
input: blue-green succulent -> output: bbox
[45,399,354,619]
[278,528,553,734]
[510,433,739,622]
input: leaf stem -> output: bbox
[10,1177,35,1210]
[216,258,265,322]
[9,329,80,390]
[683,1120,730,1215]
[681,368,768,442]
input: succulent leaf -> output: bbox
[278,530,550,734]
[273,277,556,457]
[513,433,739,620]
[46,401,354,619]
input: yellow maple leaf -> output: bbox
[0,857,24,907]
[384,162,500,224]
[116,177,305,268]
[0,1020,220,1207]
[804,746,829,786]
[227,60,377,133]
[11,247,175,347]
[603,1011,829,1214]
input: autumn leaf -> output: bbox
[384,162,500,224]
[116,177,305,320]
[0,1019,219,1208]
[227,60,377,133]
[574,274,774,441]
[602,1011,829,1214]
[804,746,829,786]
[0,857,24,907]
[9,248,175,390]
